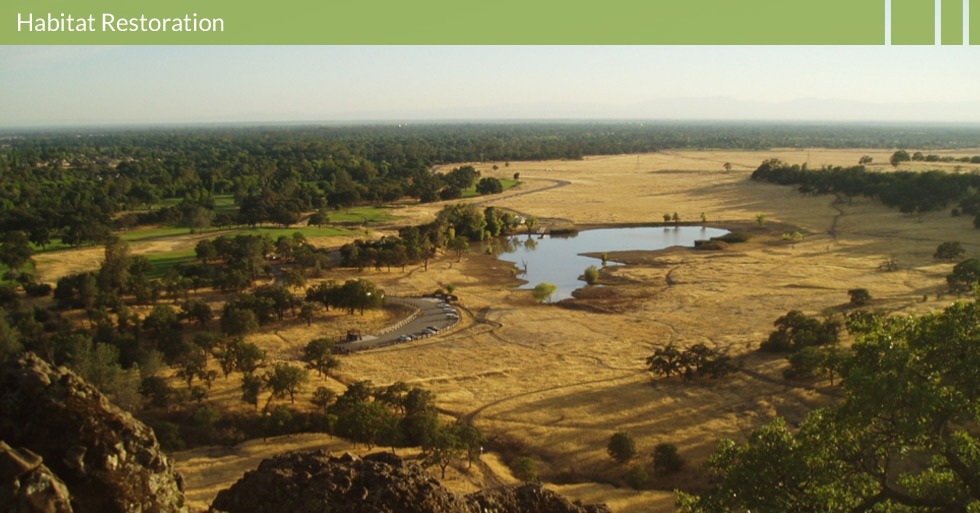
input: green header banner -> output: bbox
[0,0,894,44]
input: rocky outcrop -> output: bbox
[0,353,186,513]
[210,451,610,513]
[469,485,612,513]
[0,442,73,513]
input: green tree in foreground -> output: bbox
[679,298,980,513]
[607,431,637,464]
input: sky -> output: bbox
[2,45,980,127]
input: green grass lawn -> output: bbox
[461,178,520,198]
[145,248,198,278]
[213,194,237,213]
[152,193,237,213]
[119,226,221,241]
[326,206,402,223]
[233,225,357,239]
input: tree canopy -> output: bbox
[680,298,980,513]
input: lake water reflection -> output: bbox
[491,226,729,301]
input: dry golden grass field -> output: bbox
[36,149,980,512]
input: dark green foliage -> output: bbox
[140,376,173,409]
[445,166,480,189]
[304,279,383,314]
[847,288,871,307]
[476,177,503,195]
[422,423,465,478]
[710,231,751,243]
[680,298,980,513]
[310,386,335,414]
[947,258,980,292]
[263,363,309,407]
[625,464,651,490]
[889,150,911,166]
[221,307,258,337]
[607,431,637,464]
[0,231,34,277]
[151,421,185,451]
[513,456,538,484]
[760,311,840,353]
[752,158,980,217]
[934,241,966,261]
[646,343,737,381]
[653,443,684,475]
[646,344,684,378]
[301,338,339,378]
[782,346,825,380]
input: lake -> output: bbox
[491,226,729,301]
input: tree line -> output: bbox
[5,123,980,249]
[751,158,980,224]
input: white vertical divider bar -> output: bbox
[886,0,892,45]
[966,0,970,45]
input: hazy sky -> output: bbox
[2,45,980,127]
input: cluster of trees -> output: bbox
[751,158,980,221]
[646,343,736,380]
[891,150,980,166]
[1,227,388,415]
[313,380,484,477]
[758,310,846,382]
[338,204,527,271]
[680,298,980,513]
[414,165,507,202]
[607,431,685,490]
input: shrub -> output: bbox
[607,431,637,464]
[711,232,751,244]
[625,464,651,490]
[783,346,825,380]
[531,282,557,303]
[653,443,684,475]
[847,288,871,307]
[549,228,579,238]
[583,265,599,285]
[694,240,728,251]
[514,456,538,484]
[934,241,965,261]
[24,282,52,297]
[151,421,185,451]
